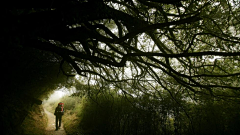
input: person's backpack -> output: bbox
[58,102,64,112]
[56,102,64,115]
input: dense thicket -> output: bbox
[55,84,240,135]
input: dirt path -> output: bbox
[44,109,67,135]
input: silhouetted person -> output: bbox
[54,102,64,130]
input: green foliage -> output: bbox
[58,86,240,135]
[188,99,240,135]
[60,90,175,135]
[60,95,82,134]
[61,96,78,111]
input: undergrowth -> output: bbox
[21,104,48,135]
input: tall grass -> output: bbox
[58,91,173,135]
[43,89,240,135]
[61,95,83,134]
[21,104,48,135]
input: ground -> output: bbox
[44,109,67,135]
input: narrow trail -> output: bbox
[44,109,67,135]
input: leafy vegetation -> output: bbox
[46,80,240,135]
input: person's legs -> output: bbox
[59,116,62,128]
[55,116,59,130]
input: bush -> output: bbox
[64,96,79,110]
[61,95,82,134]
[75,92,168,135]
[59,89,240,135]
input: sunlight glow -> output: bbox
[49,90,65,101]
[44,88,69,104]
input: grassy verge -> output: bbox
[21,104,48,135]
[62,111,81,134]
[61,96,82,134]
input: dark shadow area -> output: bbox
[1,35,72,134]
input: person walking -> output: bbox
[54,102,64,130]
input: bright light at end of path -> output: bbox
[46,90,68,103]
[55,90,65,98]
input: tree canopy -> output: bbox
[3,0,240,101]
[2,1,240,134]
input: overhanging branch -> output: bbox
[124,51,240,58]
